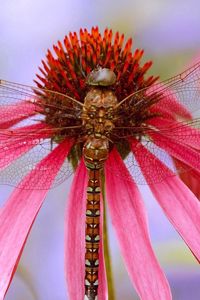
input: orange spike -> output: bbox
[73,45,79,58]
[46,51,56,68]
[53,82,62,91]
[92,52,97,66]
[96,44,101,60]
[73,32,79,47]
[107,29,113,44]
[33,79,43,88]
[145,75,159,86]
[102,37,106,52]
[114,32,120,53]
[117,70,121,81]
[92,26,99,39]
[58,40,64,52]
[104,50,111,66]
[81,45,86,58]
[86,45,92,62]
[38,66,47,77]
[66,61,77,80]
[133,49,144,62]
[86,65,91,74]
[64,36,72,52]
[110,61,115,71]
[80,28,86,45]
[78,78,85,89]
[114,31,119,44]
[69,32,74,46]
[119,34,124,48]
[122,60,129,73]
[36,74,48,85]
[81,57,87,71]
[104,28,109,39]
[42,60,50,73]
[128,63,139,84]
[53,45,61,59]
[140,61,153,74]
[68,50,75,64]
[114,50,119,64]
[123,38,132,58]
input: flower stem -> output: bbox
[101,172,116,300]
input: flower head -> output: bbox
[35,27,158,100]
[0,27,200,300]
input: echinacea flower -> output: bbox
[0,27,200,300]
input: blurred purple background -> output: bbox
[1,0,200,299]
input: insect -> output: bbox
[0,27,200,300]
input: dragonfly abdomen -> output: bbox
[83,137,109,300]
[85,168,101,300]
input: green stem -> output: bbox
[101,172,116,300]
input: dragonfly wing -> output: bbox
[110,62,200,184]
[0,80,82,189]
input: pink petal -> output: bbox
[148,117,200,149]
[105,148,172,300]
[173,158,200,199]
[0,139,73,300]
[0,123,52,170]
[0,101,37,129]
[130,140,200,262]
[65,161,107,300]
[148,83,192,119]
[150,131,200,172]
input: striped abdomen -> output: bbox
[83,136,109,300]
[85,168,101,300]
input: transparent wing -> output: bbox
[117,61,200,115]
[0,80,83,189]
[0,132,75,189]
[110,139,196,185]
[1,62,200,188]
[110,61,200,184]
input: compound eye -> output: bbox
[87,68,116,86]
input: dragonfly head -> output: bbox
[86,67,116,86]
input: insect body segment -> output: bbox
[82,72,118,299]
[84,167,101,300]
[83,137,108,299]
[82,88,118,139]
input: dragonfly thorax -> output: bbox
[82,88,117,168]
[82,88,118,137]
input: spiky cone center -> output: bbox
[35,27,160,161]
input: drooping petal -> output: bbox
[130,139,200,262]
[105,148,172,300]
[148,117,200,149]
[0,123,51,170]
[148,130,200,197]
[65,160,107,300]
[0,139,73,300]
[150,131,200,172]
[173,158,200,199]
[0,101,37,129]
[148,83,192,120]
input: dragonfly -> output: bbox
[0,61,200,299]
